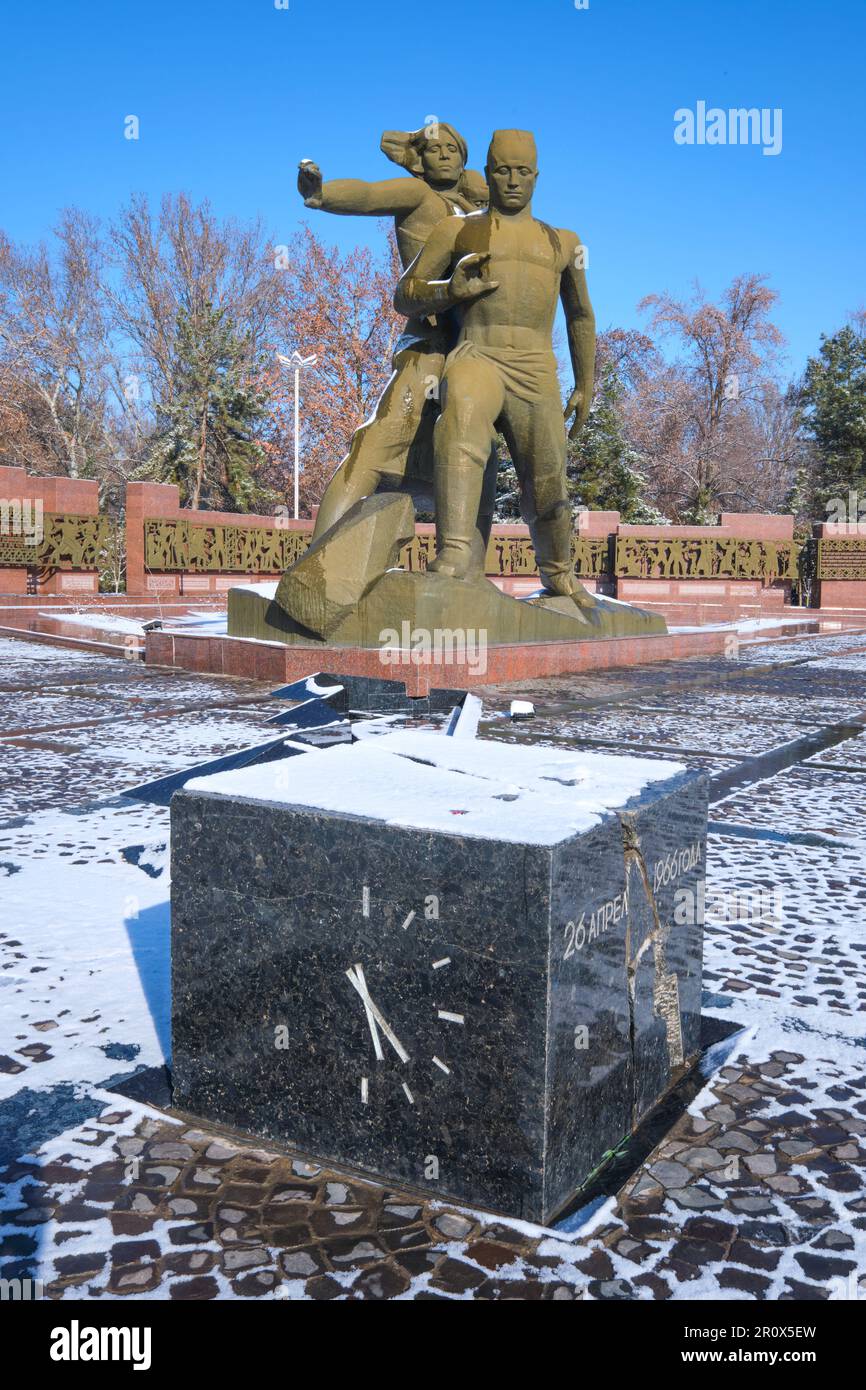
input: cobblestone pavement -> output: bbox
[1,629,866,1300]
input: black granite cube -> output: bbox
[170,741,707,1223]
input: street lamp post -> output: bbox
[276,351,318,519]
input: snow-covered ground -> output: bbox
[1,631,865,1300]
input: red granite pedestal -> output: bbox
[146,627,733,695]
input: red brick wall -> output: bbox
[0,465,101,595]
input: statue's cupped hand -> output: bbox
[450,252,500,304]
[298,160,323,207]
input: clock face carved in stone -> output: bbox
[345,885,465,1111]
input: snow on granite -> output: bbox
[230,581,279,599]
[42,612,146,636]
[186,731,685,845]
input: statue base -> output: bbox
[228,570,667,648]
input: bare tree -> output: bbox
[259,224,403,514]
[635,275,785,518]
[0,211,116,476]
[107,193,281,411]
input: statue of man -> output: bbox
[395,129,595,602]
[297,123,495,570]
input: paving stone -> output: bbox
[628,1175,662,1199]
[54,1252,106,1277]
[685,1146,730,1172]
[430,1257,486,1292]
[164,1251,216,1274]
[593,1278,634,1299]
[434,1212,475,1240]
[111,1264,159,1291]
[111,1238,160,1265]
[633,1272,672,1299]
[647,1160,692,1188]
[738,1221,792,1246]
[681,1216,733,1245]
[167,1222,213,1245]
[147,1142,193,1161]
[573,1249,615,1280]
[709,1130,758,1153]
[169,1198,202,1217]
[765,1174,807,1194]
[0,1233,37,1258]
[626,1215,676,1240]
[795,1251,857,1279]
[717,1267,771,1297]
[280,1249,326,1278]
[729,1239,781,1271]
[268,1184,316,1205]
[292,1161,321,1178]
[310,1209,369,1237]
[476,1277,545,1300]
[668,1238,726,1267]
[381,1204,421,1228]
[778,1139,818,1158]
[110,1213,158,1237]
[780,1278,832,1301]
[466,1240,521,1271]
[381,1226,431,1253]
[743,1154,777,1176]
[205,1141,241,1161]
[394,1250,439,1277]
[144,1165,180,1186]
[811,1229,855,1251]
[730,1196,776,1215]
[264,1223,312,1249]
[170,1275,219,1299]
[351,1263,410,1300]
[668,1186,726,1211]
[305,1274,345,1299]
[233,1270,279,1297]
[326,1239,384,1266]
[221,1246,270,1271]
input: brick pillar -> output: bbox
[125,482,181,597]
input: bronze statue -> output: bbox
[297,123,495,570]
[233,124,668,648]
[395,130,595,603]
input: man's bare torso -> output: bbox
[447,212,575,352]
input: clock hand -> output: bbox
[346,964,411,1064]
[346,965,384,1061]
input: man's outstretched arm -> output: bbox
[560,234,596,438]
[298,162,426,216]
[395,218,498,318]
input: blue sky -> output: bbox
[2,0,863,375]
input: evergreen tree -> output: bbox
[143,303,271,511]
[567,364,667,522]
[801,321,866,515]
[493,433,521,521]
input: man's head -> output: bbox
[381,123,467,189]
[486,130,538,213]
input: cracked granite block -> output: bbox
[171,736,707,1223]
